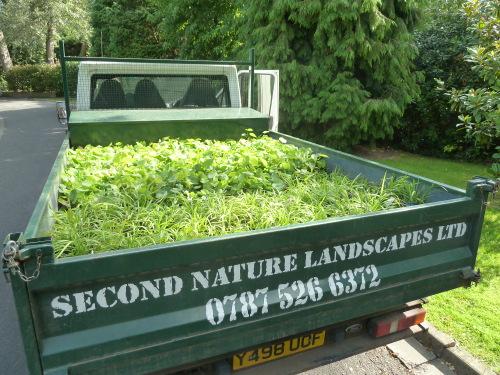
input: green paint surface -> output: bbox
[68,108,269,146]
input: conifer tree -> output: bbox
[243,0,421,148]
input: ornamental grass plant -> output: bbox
[52,135,428,258]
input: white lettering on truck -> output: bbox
[50,222,467,322]
[51,276,183,318]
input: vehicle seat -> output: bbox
[92,79,127,109]
[134,79,166,108]
[125,93,135,108]
[176,78,219,108]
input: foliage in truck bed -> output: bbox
[52,135,428,257]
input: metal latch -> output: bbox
[460,267,481,287]
[2,240,42,283]
[471,176,499,194]
[468,177,499,207]
[479,178,499,194]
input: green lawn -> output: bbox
[371,151,499,371]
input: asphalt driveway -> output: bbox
[0,98,66,375]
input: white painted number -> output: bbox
[206,265,382,325]
[307,277,323,301]
[205,298,225,326]
[206,287,270,326]
[328,264,380,298]
[278,283,294,309]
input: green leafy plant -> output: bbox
[442,0,499,174]
[4,62,77,95]
[397,0,483,159]
[52,136,428,258]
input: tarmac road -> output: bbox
[0,98,66,375]
[0,99,458,375]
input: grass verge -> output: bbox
[370,150,499,372]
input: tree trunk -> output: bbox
[0,30,13,72]
[45,21,56,64]
[80,42,88,56]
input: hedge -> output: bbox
[5,63,78,96]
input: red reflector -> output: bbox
[368,307,426,338]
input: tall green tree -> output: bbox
[90,0,166,58]
[0,0,91,64]
[0,0,45,64]
[242,0,421,149]
[154,0,241,59]
[0,29,13,71]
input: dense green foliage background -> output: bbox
[1,0,498,166]
[90,0,167,58]
[89,0,240,60]
[397,0,498,168]
[242,0,421,149]
[445,0,499,174]
[155,0,241,60]
[396,0,481,158]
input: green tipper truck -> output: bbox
[2,45,497,375]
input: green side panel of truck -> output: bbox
[68,108,270,147]
[4,127,493,375]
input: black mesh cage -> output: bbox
[89,74,232,110]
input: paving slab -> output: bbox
[413,359,457,375]
[300,346,412,375]
[415,323,497,375]
[387,337,436,369]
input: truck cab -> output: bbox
[66,61,279,147]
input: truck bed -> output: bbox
[5,132,491,375]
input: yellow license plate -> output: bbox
[232,330,326,370]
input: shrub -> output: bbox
[6,64,59,93]
[396,1,482,159]
[445,0,499,174]
[4,63,78,96]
